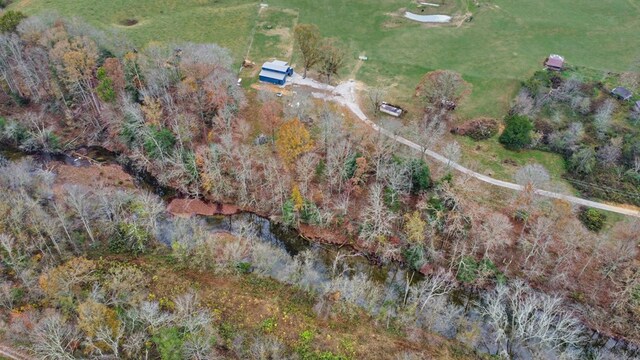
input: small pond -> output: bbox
[405,11,452,23]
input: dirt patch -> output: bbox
[263,26,290,38]
[118,18,139,26]
[51,162,136,196]
[263,26,294,59]
[166,198,240,217]
[382,10,409,29]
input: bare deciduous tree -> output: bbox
[514,163,551,189]
[416,70,470,110]
[318,38,345,84]
[64,185,97,244]
[296,152,319,197]
[405,269,455,310]
[367,87,387,117]
[360,183,396,245]
[476,212,514,259]
[596,137,622,167]
[249,336,286,360]
[31,312,79,360]
[593,99,616,140]
[479,281,585,358]
[442,140,461,169]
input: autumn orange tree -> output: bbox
[48,26,100,113]
[78,299,121,339]
[276,118,314,165]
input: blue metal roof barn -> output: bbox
[259,69,287,85]
[259,60,293,85]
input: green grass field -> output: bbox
[266,0,640,118]
[12,0,260,64]
[14,0,640,118]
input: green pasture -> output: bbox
[267,0,640,118]
[11,0,259,63]
[13,0,640,118]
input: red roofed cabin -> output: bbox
[544,54,565,71]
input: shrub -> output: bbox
[296,330,347,360]
[343,152,362,179]
[579,207,606,232]
[144,126,176,159]
[631,286,640,305]
[119,114,143,148]
[282,199,296,226]
[0,10,26,33]
[624,169,640,185]
[404,245,427,271]
[315,159,326,179]
[568,146,596,175]
[462,118,499,140]
[300,200,321,225]
[181,150,199,184]
[152,327,184,360]
[499,114,533,150]
[112,221,151,255]
[456,256,505,284]
[513,209,530,223]
[235,261,252,274]
[522,70,554,94]
[260,317,277,333]
[96,67,116,102]
[408,158,431,194]
[383,186,401,212]
[456,256,479,283]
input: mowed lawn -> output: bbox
[268,0,640,119]
[11,0,260,63]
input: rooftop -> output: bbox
[612,86,632,99]
[545,54,565,69]
[259,69,287,81]
[262,60,291,74]
[380,102,403,116]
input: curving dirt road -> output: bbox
[289,74,640,218]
